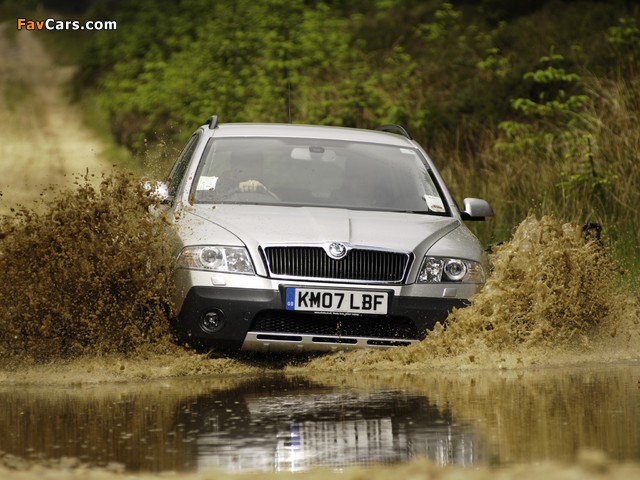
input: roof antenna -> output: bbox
[287,81,292,123]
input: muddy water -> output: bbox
[0,365,639,474]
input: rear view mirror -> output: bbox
[290,147,337,162]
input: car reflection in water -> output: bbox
[184,375,487,472]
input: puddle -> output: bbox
[1,365,639,474]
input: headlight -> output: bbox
[417,256,484,283]
[176,246,255,274]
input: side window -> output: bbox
[168,133,201,198]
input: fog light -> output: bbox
[199,310,225,334]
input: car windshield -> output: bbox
[191,137,449,214]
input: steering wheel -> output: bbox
[219,185,280,202]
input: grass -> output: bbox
[76,91,140,173]
[2,79,31,111]
[436,70,640,285]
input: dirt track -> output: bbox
[0,23,109,213]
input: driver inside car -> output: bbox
[215,151,272,196]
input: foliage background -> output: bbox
[2,0,639,275]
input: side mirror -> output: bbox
[142,181,172,205]
[460,198,494,221]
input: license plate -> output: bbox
[285,288,388,315]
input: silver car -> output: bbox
[159,116,493,352]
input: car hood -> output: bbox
[184,204,460,254]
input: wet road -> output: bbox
[1,363,639,473]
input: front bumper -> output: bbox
[175,279,470,352]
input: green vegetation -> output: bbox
[3,79,31,111]
[9,0,640,275]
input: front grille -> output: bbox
[250,310,420,340]
[263,246,410,283]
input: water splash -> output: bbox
[0,182,638,377]
[0,172,179,362]
[298,214,639,372]
[428,214,622,353]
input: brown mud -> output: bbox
[1,25,640,480]
[1,455,638,480]
[293,214,640,374]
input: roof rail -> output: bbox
[376,124,412,140]
[206,115,218,129]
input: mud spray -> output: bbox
[1,178,639,479]
[296,214,640,373]
[0,177,638,375]
[0,173,179,361]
